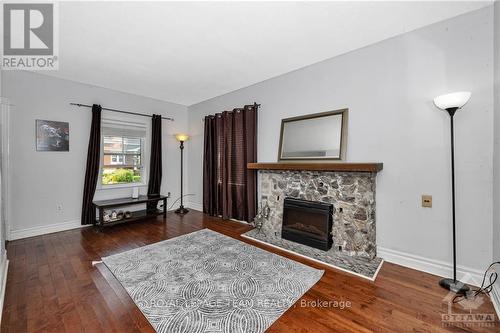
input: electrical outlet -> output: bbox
[56,204,63,212]
[422,195,432,208]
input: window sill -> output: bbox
[97,183,147,190]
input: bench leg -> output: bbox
[98,208,104,226]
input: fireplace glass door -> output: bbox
[282,197,333,251]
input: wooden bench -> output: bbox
[93,195,167,227]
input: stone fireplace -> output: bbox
[248,162,382,259]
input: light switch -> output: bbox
[422,195,432,208]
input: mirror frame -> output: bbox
[277,108,348,162]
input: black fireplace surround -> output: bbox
[281,197,333,251]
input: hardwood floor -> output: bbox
[1,210,498,332]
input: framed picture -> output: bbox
[278,109,348,161]
[36,120,69,151]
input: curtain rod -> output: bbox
[70,103,174,121]
[201,102,260,121]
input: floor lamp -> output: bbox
[433,91,471,295]
[175,134,189,215]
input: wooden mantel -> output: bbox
[247,162,383,173]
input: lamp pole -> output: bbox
[175,139,189,215]
[448,108,458,282]
[438,107,469,295]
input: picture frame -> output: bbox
[36,119,70,151]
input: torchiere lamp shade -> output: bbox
[433,91,471,110]
[175,134,190,142]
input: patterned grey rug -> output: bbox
[102,229,324,333]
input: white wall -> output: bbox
[493,0,500,297]
[2,71,188,238]
[0,71,6,253]
[0,68,7,316]
[187,7,494,273]
[0,71,4,252]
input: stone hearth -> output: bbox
[259,170,377,258]
[242,229,382,279]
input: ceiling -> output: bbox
[46,1,491,106]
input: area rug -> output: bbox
[102,229,324,333]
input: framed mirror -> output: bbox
[278,109,348,161]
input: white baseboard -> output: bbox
[9,219,88,240]
[186,202,203,212]
[0,251,9,323]
[491,283,500,319]
[377,246,483,287]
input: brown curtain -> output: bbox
[147,114,162,211]
[203,103,258,222]
[81,104,101,225]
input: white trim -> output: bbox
[377,246,483,287]
[186,201,203,212]
[491,284,500,320]
[98,183,147,190]
[97,117,149,191]
[241,233,383,282]
[1,102,11,240]
[0,251,9,323]
[8,219,90,241]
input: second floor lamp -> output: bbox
[175,133,189,215]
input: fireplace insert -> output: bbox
[282,197,333,251]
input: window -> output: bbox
[101,121,146,186]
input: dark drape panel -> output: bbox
[81,104,101,225]
[147,114,162,210]
[203,115,218,216]
[203,104,258,222]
